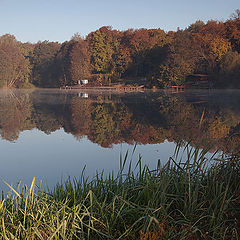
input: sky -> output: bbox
[0,0,239,43]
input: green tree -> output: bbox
[113,46,132,78]
[225,10,240,53]
[218,51,240,87]
[31,41,60,87]
[55,41,73,86]
[87,26,120,75]
[152,31,198,87]
[186,20,205,33]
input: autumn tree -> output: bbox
[122,28,153,76]
[140,29,170,78]
[69,38,91,84]
[119,28,170,81]
[0,34,30,88]
[55,38,91,86]
[192,20,231,74]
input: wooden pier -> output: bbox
[167,85,185,93]
[61,85,145,92]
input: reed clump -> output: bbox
[0,145,239,239]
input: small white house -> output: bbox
[78,80,89,85]
[78,93,88,98]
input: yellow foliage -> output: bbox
[209,37,232,61]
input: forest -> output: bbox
[0,10,240,89]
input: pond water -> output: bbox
[0,89,240,192]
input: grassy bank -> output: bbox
[0,146,239,239]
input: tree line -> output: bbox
[0,10,240,88]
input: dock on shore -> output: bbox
[60,85,145,92]
[167,85,185,93]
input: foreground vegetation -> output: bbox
[0,144,239,239]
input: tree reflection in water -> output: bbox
[0,89,239,154]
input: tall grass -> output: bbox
[0,144,239,239]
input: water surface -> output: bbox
[0,89,239,191]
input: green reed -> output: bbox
[0,144,239,239]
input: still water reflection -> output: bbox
[0,89,239,191]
